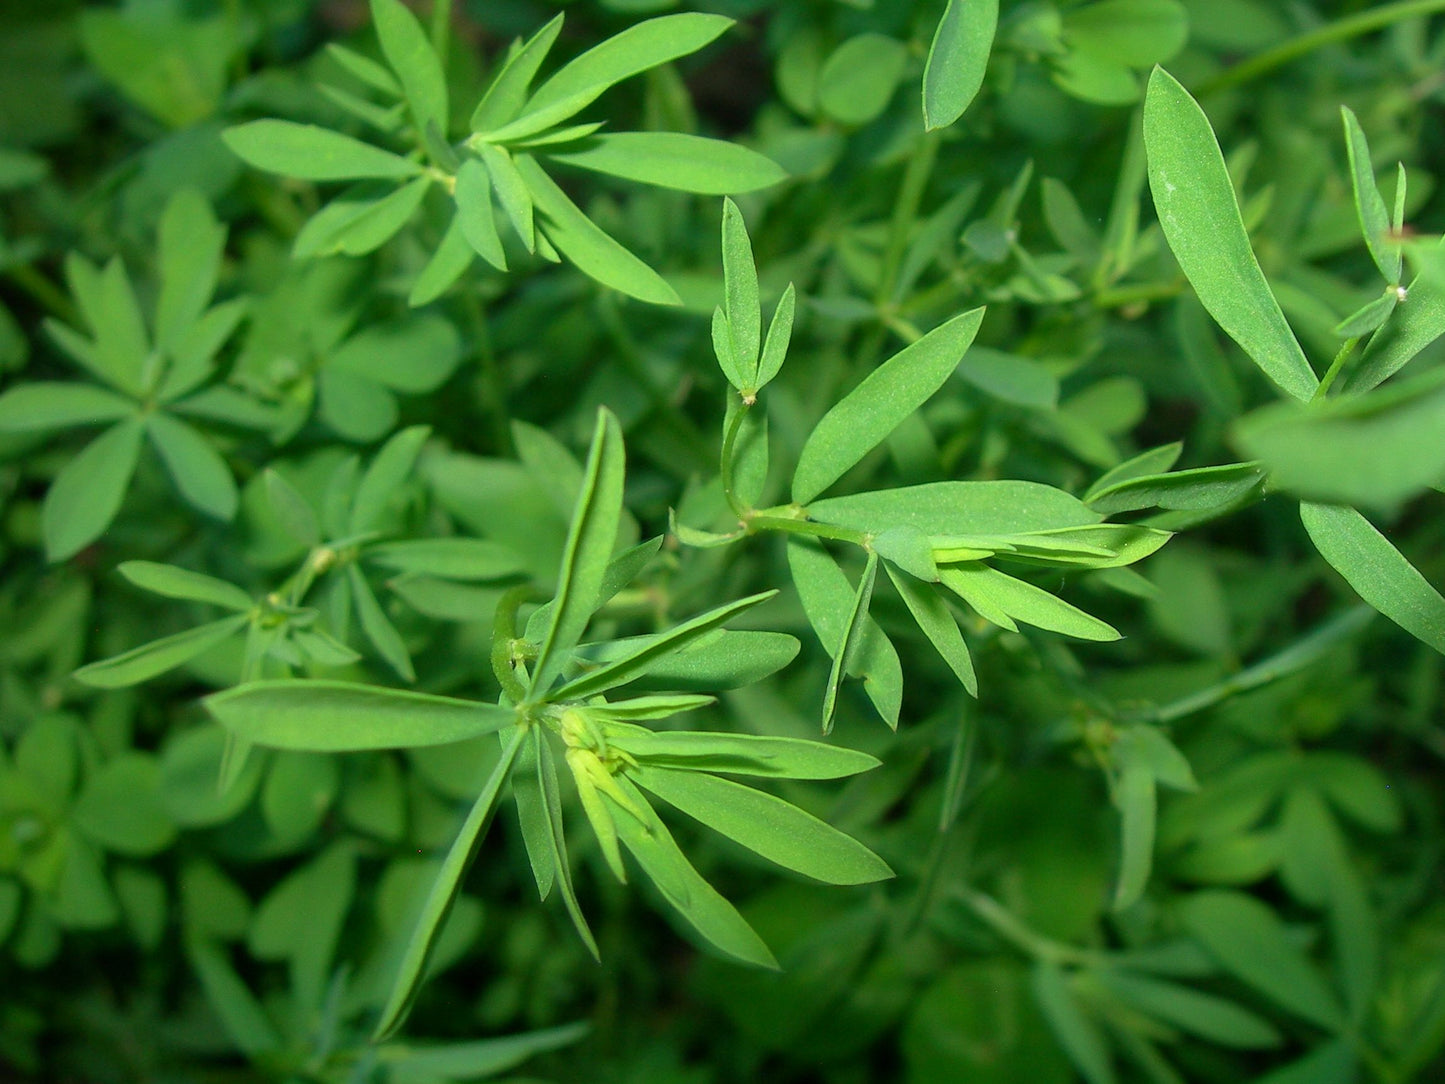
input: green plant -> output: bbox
[4,1,1445,1082]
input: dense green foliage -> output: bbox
[2,0,1445,1081]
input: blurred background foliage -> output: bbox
[1,0,1444,1081]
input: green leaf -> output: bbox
[1301,501,1445,655]
[331,317,459,395]
[821,550,878,734]
[222,120,423,181]
[793,307,985,502]
[546,133,785,195]
[471,15,564,132]
[372,725,523,1040]
[1032,961,1116,1084]
[1334,290,1398,338]
[787,539,902,728]
[1112,751,1157,910]
[515,156,680,305]
[810,479,1100,535]
[512,730,555,900]
[609,629,800,691]
[922,0,997,130]
[205,680,516,751]
[874,525,938,581]
[1064,0,1188,67]
[521,14,732,124]
[633,763,892,885]
[325,42,400,97]
[1083,442,1184,499]
[1086,462,1265,515]
[608,727,879,779]
[757,283,796,392]
[1341,106,1401,284]
[0,382,135,433]
[74,256,150,398]
[589,695,716,721]
[119,561,252,611]
[479,144,535,250]
[1344,238,1445,393]
[350,423,431,533]
[607,775,777,969]
[43,418,145,561]
[530,408,626,695]
[818,34,908,126]
[1178,890,1345,1028]
[146,412,237,521]
[370,0,447,144]
[384,1022,590,1083]
[369,537,524,580]
[1143,68,1318,401]
[455,158,507,270]
[186,936,282,1057]
[885,564,977,696]
[156,188,226,355]
[721,198,760,380]
[71,753,176,857]
[536,736,598,959]
[293,177,430,258]
[73,614,249,688]
[1234,368,1445,510]
[264,469,322,546]
[409,215,475,305]
[1098,969,1281,1048]
[349,564,415,681]
[551,591,776,703]
[940,564,1120,640]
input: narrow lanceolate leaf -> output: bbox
[821,550,879,734]
[374,726,523,1040]
[1341,107,1400,284]
[223,121,423,181]
[380,1024,590,1082]
[922,0,998,130]
[119,561,252,611]
[146,412,238,521]
[73,614,249,688]
[470,15,564,132]
[1086,462,1265,515]
[370,0,447,144]
[1346,236,1445,393]
[1143,69,1318,402]
[793,307,984,502]
[545,133,785,195]
[512,730,555,900]
[515,156,681,305]
[454,159,507,270]
[885,564,977,696]
[810,479,1100,535]
[409,215,474,306]
[44,418,144,562]
[351,424,431,534]
[756,283,796,391]
[1032,962,1117,1084]
[632,763,892,884]
[0,382,134,433]
[186,936,282,1057]
[1178,891,1345,1029]
[1301,502,1445,655]
[521,14,733,124]
[293,178,431,258]
[537,736,599,959]
[530,409,626,696]
[606,728,879,779]
[607,775,777,969]
[1113,752,1158,911]
[550,590,776,703]
[1097,970,1281,1048]
[721,198,760,380]
[156,189,226,353]
[711,308,745,389]
[205,680,516,751]
[788,539,903,728]
[940,564,1120,640]
[479,144,535,251]
[349,564,415,681]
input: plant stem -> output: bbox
[743,509,870,547]
[955,887,1097,966]
[1198,0,1445,94]
[718,398,750,519]
[4,263,78,324]
[1315,335,1360,399]
[1137,605,1375,724]
[878,130,940,308]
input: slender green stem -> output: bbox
[878,131,940,308]
[491,586,530,704]
[4,263,78,324]
[1198,0,1445,94]
[1136,606,1374,725]
[1093,277,1186,311]
[718,398,750,519]
[955,887,1097,966]
[1315,335,1360,399]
